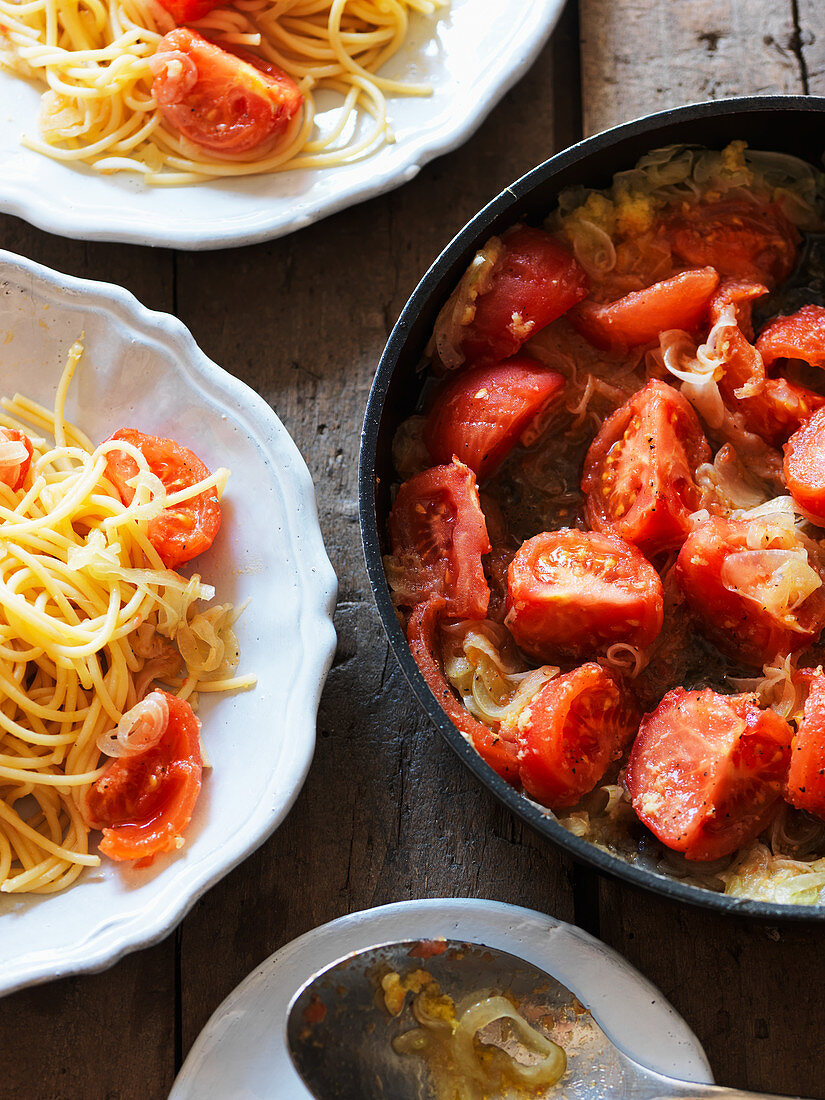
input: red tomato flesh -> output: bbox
[0,428,33,492]
[459,227,588,365]
[105,428,222,570]
[422,356,565,480]
[388,460,491,619]
[155,0,224,22]
[570,267,720,352]
[504,528,663,663]
[784,407,825,525]
[85,692,203,862]
[708,277,768,340]
[660,196,800,286]
[756,304,825,370]
[407,597,518,783]
[152,29,302,155]
[505,663,639,810]
[676,515,825,667]
[581,379,711,558]
[626,687,793,861]
[786,668,825,818]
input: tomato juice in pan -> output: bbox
[383,141,825,905]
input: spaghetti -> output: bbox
[0,340,253,895]
[0,0,446,184]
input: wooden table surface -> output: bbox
[2,1,825,1097]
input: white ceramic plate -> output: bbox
[0,0,565,250]
[0,250,337,997]
[170,898,714,1099]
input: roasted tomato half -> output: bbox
[504,663,639,810]
[422,356,565,480]
[459,226,588,365]
[626,687,793,861]
[786,667,825,818]
[151,29,303,155]
[581,379,711,559]
[676,515,825,667]
[571,267,720,352]
[784,407,825,526]
[85,692,203,862]
[504,528,663,662]
[659,195,800,286]
[388,460,491,619]
[756,304,825,370]
[407,597,518,783]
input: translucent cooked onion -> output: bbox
[0,439,28,467]
[96,690,169,758]
[569,218,617,277]
[428,237,504,369]
[695,445,770,514]
[720,547,821,622]
[454,996,566,1088]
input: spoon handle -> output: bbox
[649,1087,806,1099]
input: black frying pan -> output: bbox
[359,96,825,920]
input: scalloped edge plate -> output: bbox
[0,0,565,249]
[0,250,337,997]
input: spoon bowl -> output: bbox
[286,939,805,1100]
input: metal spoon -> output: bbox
[286,939,809,1100]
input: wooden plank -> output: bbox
[578,2,825,1095]
[580,0,808,135]
[177,17,584,1056]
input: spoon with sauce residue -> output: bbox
[286,939,807,1100]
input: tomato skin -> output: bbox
[422,356,565,480]
[156,0,223,22]
[786,668,825,818]
[626,687,793,861]
[506,663,639,810]
[756,304,825,370]
[660,196,800,286]
[708,277,768,340]
[152,29,302,155]
[459,227,588,366]
[85,692,203,862]
[504,528,663,663]
[105,428,222,570]
[407,597,518,783]
[388,460,491,619]
[676,516,825,667]
[0,428,33,492]
[570,267,720,352]
[582,380,711,558]
[784,407,825,525]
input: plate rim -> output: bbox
[0,0,567,250]
[0,248,338,996]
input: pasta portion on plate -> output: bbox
[0,0,446,184]
[0,340,254,895]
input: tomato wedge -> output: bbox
[85,692,203,862]
[0,428,33,492]
[756,304,825,370]
[156,0,223,21]
[676,515,825,667]
[708,277,768,340]
[407,597,518,783]
[459,226,588,365]
[626,687,792,861]
[151,29,302,155]
[422,356,565,480]
[504,663,639,810]
[504,528,663,662]
[660,195,800,286]
[104,428,222,570]
[388,460,491,619]
[581,380,711,558]
[784,407,825,525]
[570,267,720,352]
[786,667,825,818]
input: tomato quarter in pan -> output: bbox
[786,668,825,819]
[582,379,711,559]
[506,663,639,810]
[784,407,825,526]
[756,304,825,370]
[504,528,663,663]
[422,356,565,480]
[626,687,793,861]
